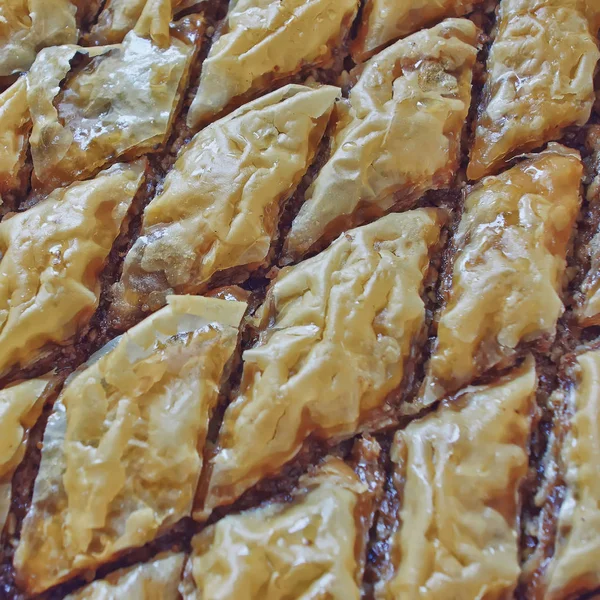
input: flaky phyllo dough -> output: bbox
[113,84,339,322]
[284,19,478,261]
[14,295,245,593]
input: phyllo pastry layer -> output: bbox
[14,295,246,594]
[284,19,478,262]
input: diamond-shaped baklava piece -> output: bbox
[0,0,78,77]
[65,553,185,600]
[113,84,339,322]
[183,450,380,600]
[186,0,359,128]
[0,161,145,378]
[14,295,246,594]
[351,0,485,62]
[376,357,536,599]
[0,377,56,536]
[201,209,443,514]
[523,349,600,600]
[421,145,581,407]
[284,19,478,262]
[467,0,599,180]
[25,7,197,190]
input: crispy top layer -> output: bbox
[14,295,246,594]
[468,0,599,180]
[203,210,443,514]
[422,145,581,406]
[116,84,339,317]
[352,0,484,61]
[65,553,185,600]
[377,357,536,599]
[284,19,477,261]
[0,161,145,377]
[187,0,359,128]
[182,459,366,600]
[541,349,600,599]
[0,0,78,77]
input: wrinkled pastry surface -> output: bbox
[352,0,483,61]
[116,84,339,317]
[187,0,358,128]
[468,0,599,180]
[0,161,145,377]
[284,19,477,261]
[65,553,185,600]
[204,210,443,513]
[0,378,52,536]
[182,459,366,600]
[14,295,246,594]
[422,145,581,405]
[540,350,600,599]
[377,357,536,599]
[0,0,78,77]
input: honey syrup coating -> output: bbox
[181,457,376,600]
[112,84,339,322]
[420,145,582,407]
[186,0,359,129]
[0,0,78,77]
[351,0,485,62]
[14,295,246,594]
[523,349,600,600]
[376,357,537,599]
[467,0,599,180]
[0,377,55,537]
[201,209,444,516]
[0,161,145,379]
[283,18,478,262]
[24,3,198,191]
[64,553,185,600]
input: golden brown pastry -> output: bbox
[467,0,599,180]
[376,357,537,599]
[352,0,484,61]
[182,458,374,600]
[113,84,339,320]
[0,0,78,77]
[65,553,185,600]
[25,7,195,191]
[284,19,478,262]
[0,161,145,378]
[0,377,55,536]
[202,209,443,515]
[186,0,359,128]
[0,77,30,199]
[422,145,581,406]
[14,295,246,594]
[525,349,600,600]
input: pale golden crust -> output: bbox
[202,210,443,515]
[26,21,194,190]
[284,19,478,262]
[114,84,339,319]
[186,0,359,128]
[65,553,185,600]
[351,0,484,62]
[376,358,537,599]
[0,377,53,536]
[534,350,600,600]
[0,161,145,378]
[0,78,30,197]
[468,0,599,180]
[0,0,78,77]
[181,459,368,600]
[14,295,246,594]
[422,146,582,406]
